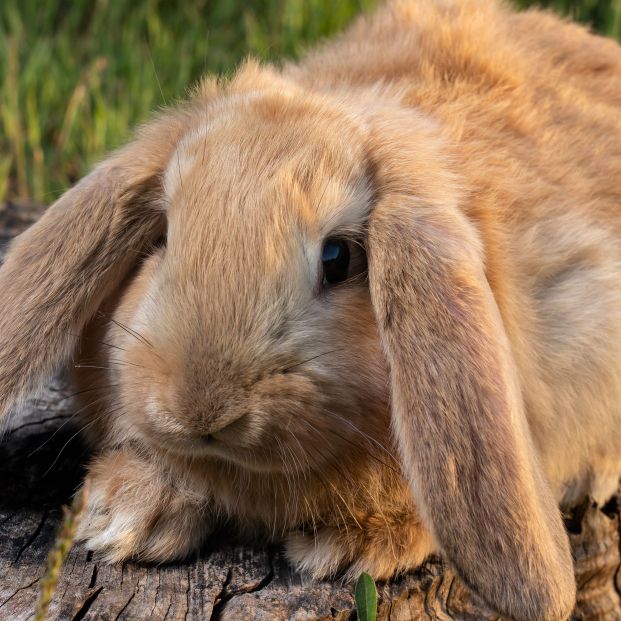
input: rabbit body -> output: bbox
[298,0,621,508]
[292,0,621,509]
[2,1,621,619]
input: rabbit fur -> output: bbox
[2,1,621,619]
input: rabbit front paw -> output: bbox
[77,449,210,563]
[285,514,435,581]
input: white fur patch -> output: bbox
[86,511,138,551]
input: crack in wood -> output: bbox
[209,562,276,620]
[71,587,103,621]
[13,510,48,564]
[113,591,136,621]
[0,577,40,609]
[6,414,72,437]
[88,564,98,589]
[209,568,233,621]
[184,567,191,621]
[162,601,173,620]
[147,572,161,620]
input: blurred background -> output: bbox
[1,0,619,203]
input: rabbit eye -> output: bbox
[322,238,350,284]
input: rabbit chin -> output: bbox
[141,431,317,474]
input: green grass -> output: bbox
[1,0,619,203]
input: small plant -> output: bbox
[354,571,378,621]
[34,483,89,621]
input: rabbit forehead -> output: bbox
[137,99,374,357]
[163,93,373,248]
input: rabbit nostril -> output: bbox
[199,413,249,441]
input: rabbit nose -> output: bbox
[197,432,215,445]
[200,412,238,435]
[197,411,249,441]
[178,362,251,431]
[182,383,248,434]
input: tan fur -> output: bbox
[1,2,621,619]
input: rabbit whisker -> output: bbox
[43,417,99,477]
[43,402,140,478]
[323,409,398,465]
[67,331,130,354]
[292,423,363,534]
[309,413,400,475]
[97,311,155,350]
[107,357,153,370]
[59,384,121,402]
[328,480,361,531]
[291,418,367,506]
[28,394,120,457]
[283,349,339,373]
[81,335,129,353]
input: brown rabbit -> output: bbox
[2,1,621,619]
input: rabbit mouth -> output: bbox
[142,419,309,474]
[141,410,270,460]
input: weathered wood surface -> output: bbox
[1,201,621,621]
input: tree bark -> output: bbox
[1,201,620,620]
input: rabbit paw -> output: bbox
[77,450,210,562]
[285,514,435,581]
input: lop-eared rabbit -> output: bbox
[1,1,620,619]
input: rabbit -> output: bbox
[2,0,621,618]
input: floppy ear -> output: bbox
[365,112,575,621]
[0,106,196,422]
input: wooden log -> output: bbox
[1,201,620,620]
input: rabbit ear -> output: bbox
[0,106,196,421]
[365,112,575,621]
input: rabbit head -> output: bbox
[94,77,389,473]
[0,63,574,621]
